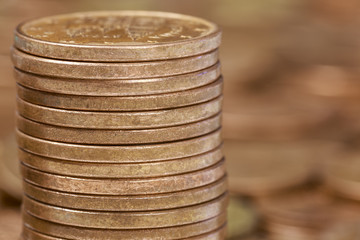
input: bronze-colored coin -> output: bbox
[324,154,360,201]
[11,47,218,79]
[24,193,228,229]
[17,113,221,145]
[21,160,226,195]
[225,140,315,196]
[23,175,227,211]
[14,63,221,96]
[17,77,223,111]
[21,225,227,240]
[15,11,221,62]
[23,212,227,240]
[17,96,222,129]
[16,129,222,163]
[188,224,227,240]
[19,144,223,178]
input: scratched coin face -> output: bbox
[15,11,221,61]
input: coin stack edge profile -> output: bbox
[11,11,227,240]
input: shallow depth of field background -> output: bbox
[1,0,360,239]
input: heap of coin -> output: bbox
[11,11,227,240]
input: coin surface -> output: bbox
[17,129,222,163]
[225,140,315,196]
[19,144,223,178]
[23,212,227,240]
[23,175,227,211]
[21,159,225,195]
[24,193,228,229]
[11,47,218,79]
[14,62,221,96]
[15,11,221,62]
[17,113,221,145]
[188,224,227,240]
[17,77,223,111]
[17,96,222,129]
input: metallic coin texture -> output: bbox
[16,129,222,163]
[11,47,218,79]
[23,176,227,211]
[21,160,226,195]
[14,63,221,96]
[23,193,228,229]
[19,145,223,178]
[15,11,221,62]
[17,96,222,129]
[17,77,223,111]
[17,113,222,145]
[23,212,227,240]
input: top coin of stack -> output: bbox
[11,11,227,240]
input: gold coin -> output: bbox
[23,193,228,229]
[17,113,221,145]
[16,129,222,163]
[11,47,218,79]
[17,96,222,129]
[19,144,223,178]
[23,175,227,211]
[15,11,221,62]
[225,140,315,196]
[17,77,223,111]
[23,212,227,240]
[14,63,221,96]
[21,159,225,195]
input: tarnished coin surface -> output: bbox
[24,193,228,229]
[11,47,218,79]
[23,212,226,240]
[19,144,223,178]
[23,176,227,211]
[17,96,222,129]
[16,129,222,163]
[17,113,221,145]
[188,224,227,240]
[17,77,223,111]
[21,160,226,195]
[14,63,221,96]
[15,11,221,62]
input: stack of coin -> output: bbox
[11,11,227,239]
